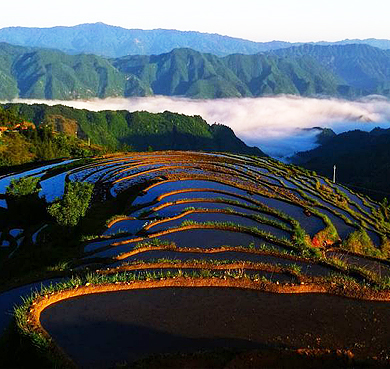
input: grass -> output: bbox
[80,234,102,241]
[12,257,390,368]
[176,207,293,234]
[327,257,348,271]
[176,220,294,249]
[106,229,133,238]
[287,263,302,275]
[15,265,302,333]
[342,228,381,258]
[325,272,360,287]
[13,293,51,357]
[285,171,385,235]
[46,261,70,272]
[133,238,175,250]
[13,268,289,339]
[348,265,379,284]
[310,208,340,247]
[118,258,304,279]
[105,214,128,226]
[375,276,390,290]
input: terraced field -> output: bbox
[6,151,390,368]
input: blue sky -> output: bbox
[1,0,389,42]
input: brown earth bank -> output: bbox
[38,286,390,368]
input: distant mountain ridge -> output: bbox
[0,23,291,58]
[1,42,390,99]
[291,127,390,199]
[0,23,389,58]
[271,44,390,96]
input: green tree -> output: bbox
[0,132,34,166]
[0,105,23,126]
[47,181,94,227]
[6,176,41,197]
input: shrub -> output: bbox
[47,181,94,227]
[5,176,41,197]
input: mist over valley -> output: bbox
[10,95,390,159]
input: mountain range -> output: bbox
[0,23,389,58]
[1,42,390,99]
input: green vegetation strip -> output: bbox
[98,259,301,279]
[143,208,292,233]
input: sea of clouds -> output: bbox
[10,95,390,159]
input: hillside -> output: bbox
[0,42,129,100]
[0,43,340,99]
[3,43,390,99]
[1,103,264,156]
[0,23,390,58]
[291,127,390,199]
[2,151,390,367]
[272,44,390,95]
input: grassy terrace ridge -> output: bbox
[110,222,293,247]
[92,240,388,283]
[142,208,293,233]
[98,259,304,275]
[3,150,390,368]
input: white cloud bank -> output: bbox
[10,95,390,158]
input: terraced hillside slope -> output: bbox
[292,127,390,199]
[4,151,390,368]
